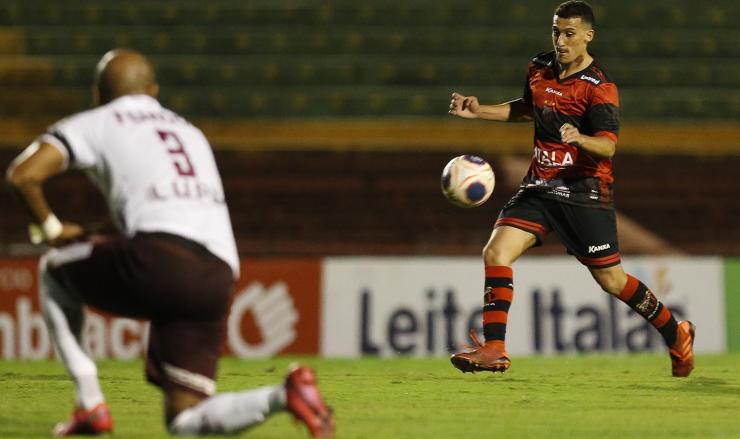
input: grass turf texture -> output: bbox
[1,355,739,439]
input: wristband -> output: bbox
[41,213,63,241]
[28,223,44,244]
[28,214,63,244]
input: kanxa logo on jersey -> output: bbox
[579,74,601,85]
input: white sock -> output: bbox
[169,386,287,435]
[39,256,104,409]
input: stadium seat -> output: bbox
[1,2,738,120]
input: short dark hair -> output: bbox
[554,1,595,27]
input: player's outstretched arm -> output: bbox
[449,92,532,122]
[6,141,85,246]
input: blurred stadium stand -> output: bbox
[0,0,738,256]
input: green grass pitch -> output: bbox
[1,354,739,439]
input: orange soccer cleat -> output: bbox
[285,365,335,438]
[53,402,113,436]
[450,329,511,373]
[670,321,696,377]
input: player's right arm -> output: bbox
[448,92,533,122]
[6,134,88,246]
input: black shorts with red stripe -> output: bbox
[495,189,621,268]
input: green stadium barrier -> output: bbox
[2,0,738,29]
[725,258,740,352]
[4,1,739,121]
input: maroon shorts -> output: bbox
[495,190,621,268]
[46,232,234,397]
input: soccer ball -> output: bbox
[440,155,495,208]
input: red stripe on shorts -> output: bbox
[577,252,621,268]
[495,217,547,236]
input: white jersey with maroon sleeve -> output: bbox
[39,94,240,278]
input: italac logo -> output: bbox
[227,282,299,358]
[580,75,601,85]
[545,87,563,96]
[588,243,611,253]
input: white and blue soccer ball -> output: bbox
[441,155,495,208]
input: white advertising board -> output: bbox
[320,256,725,357]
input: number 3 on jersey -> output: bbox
[157,130,196,177]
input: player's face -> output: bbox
[552,16,594,65]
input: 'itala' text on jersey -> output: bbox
[534,146,574,167]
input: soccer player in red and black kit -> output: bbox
[447,0,695,377]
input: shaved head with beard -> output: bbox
[94,49,159,105]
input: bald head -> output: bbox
[94,49,159,105]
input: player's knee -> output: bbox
[483,242,513,266]
[38,254,60,296]
[38,251,65,286]
[591,268,627,295]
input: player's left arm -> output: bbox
[560,81,620,159]
[559,125,616,159]
[6,141,85,246]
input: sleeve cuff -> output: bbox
[594,130,618,144]
[38,133,71,170]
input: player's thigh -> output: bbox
[495,190,550,245]
[129,234,233,318]
[44,236,150,318]
[142,236,233,410]
[546,201,621,269]
[487,191,548,265]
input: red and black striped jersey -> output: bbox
[520,50,619,207]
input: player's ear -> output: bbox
[147,82,160,99]
[92,86,101,107]
[585,28,594,43]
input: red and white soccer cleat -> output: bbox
[450,329,511,373]
[670,321,696,377]
[285,365,335,438]
[53,402,113,436]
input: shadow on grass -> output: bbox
[647,376,740,397]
